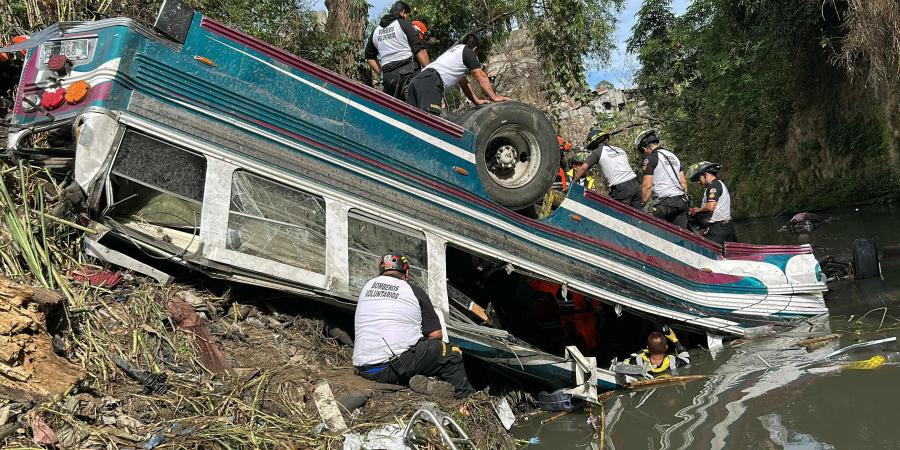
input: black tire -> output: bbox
[454,102,558,209]
[852,238,880,280]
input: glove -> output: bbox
[662,325,678,343]
[689,208,699,217]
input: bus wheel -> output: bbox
[455,102,558,210]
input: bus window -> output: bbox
[226,171,327,273]
[347,210,428,295]
[109,131,205,229]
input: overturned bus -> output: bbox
[1,2,828,392]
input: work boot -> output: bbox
[408,375,454,399]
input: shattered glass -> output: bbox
[348,213,428,295]
[110,178,202,228]
[112,131,206,202]
[226,171,326,273]
[109,131,205,228]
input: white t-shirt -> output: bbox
[703,179,733,222]
[585,144,637,187]
[369,20,413,65]
[352,275,440,366]
[425,44,482,89]
[642,148,684,199]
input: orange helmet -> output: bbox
[557,135,572,152]
[12,35,28,56]
[412,20,428,40]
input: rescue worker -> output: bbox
[352,253,475,399]
[624,327,690,378]
[571,128,641,207]
[689,161,738,244]
[406,33,510,115]
[566,154,596,190]
[556,135,573,190]
[364,1,430,100]
[636,129,689,228]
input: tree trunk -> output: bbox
[0,276,84,402]
[324,0,370,82]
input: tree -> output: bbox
[412,0,626,100]
[595,80,615,90]
[325,0,371,82]
[626,0,900,216]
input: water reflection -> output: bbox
[515,206,900,449]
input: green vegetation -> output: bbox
[1,0,354,76]
[627,0,900,217]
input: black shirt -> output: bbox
[411,284,441,335]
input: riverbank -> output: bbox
[0,163,520,449]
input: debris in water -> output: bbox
[798,334,841,352]
[492,397,516,430]
[780,212,828,233]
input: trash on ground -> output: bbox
[166,296,231,373]
[70,268,124,288]
[112,355,168,394]
[343,424,411,450]
[314,380,349,433]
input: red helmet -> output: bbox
[411,20,428,40]
[379,253,410,274]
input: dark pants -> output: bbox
[651,196,689,229]
[406,68,444,115]
[609,178,642,209]
[357,339,475,398]
[705,221,738,244]
[381,59,417,100]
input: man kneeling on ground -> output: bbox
[353,253,475,399]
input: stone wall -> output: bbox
[485,29,644,145]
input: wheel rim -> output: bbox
[482,124,542,189]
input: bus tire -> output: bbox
[852,238,880,280]
[455,102,558,210]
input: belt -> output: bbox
[709,220,731,224]
[356,362,388,375]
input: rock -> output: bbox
[227,303,251,320]
[336,390,368,413]
[790,212,821,223]
[245,316,265,327]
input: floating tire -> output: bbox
[852,238,880,280]
[454,102,558,210]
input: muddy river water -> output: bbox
[513,205,900,449]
